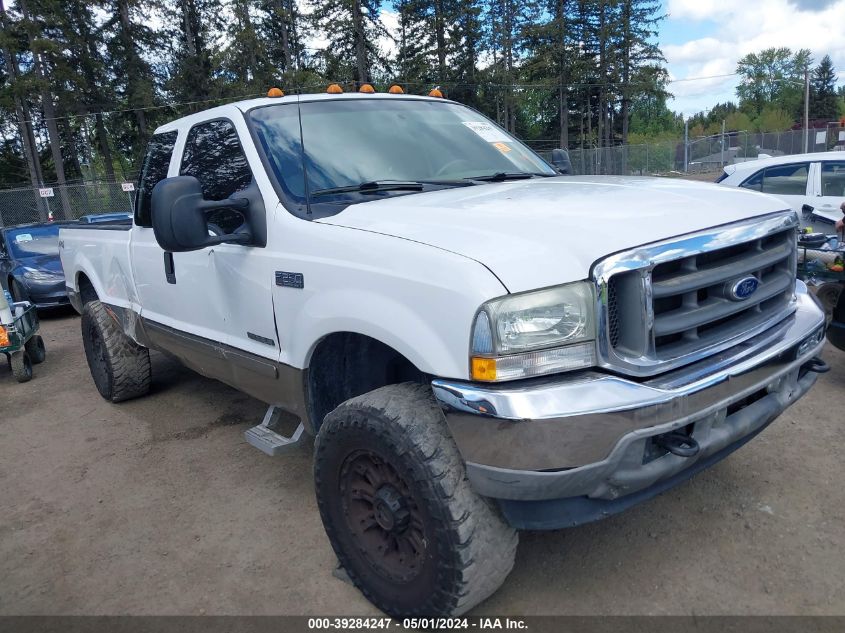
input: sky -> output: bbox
[662,0,845,117]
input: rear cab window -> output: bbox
[135,131,178,227]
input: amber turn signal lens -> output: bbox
[359,83,375,93]
[388,85,404,94]
[0,326,9,347]
[471,357,497,382]
[428,88,443,98]
[326,83,343,94]
[267,87,284,98]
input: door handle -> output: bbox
[164,252,176,284]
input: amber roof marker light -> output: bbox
[326,83,344,94]
[428,87,444,98]
[388,85,404,94]
[267,87,284,98]
[359,83,375,93]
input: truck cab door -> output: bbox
[130,127,230,344]
[133,116,279,367]
[175,117,281,360]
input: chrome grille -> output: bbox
[595,212,798,377]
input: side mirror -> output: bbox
[151,176,253,252]
[801,204,814,217]
[551,148,572,175]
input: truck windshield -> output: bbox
[249,98,555,209]
[6,225,60,258]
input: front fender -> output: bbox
[275,221,508,380]
[296,288,459,377]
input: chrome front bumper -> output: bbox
[432,286,826,506]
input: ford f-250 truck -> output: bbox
[60,89,828,617]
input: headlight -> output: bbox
[23,268,63,283]
[470,281,596,381]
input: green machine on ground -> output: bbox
[0,288,46,382]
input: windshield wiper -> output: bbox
[466,172,552,182]
[311,181,425,197]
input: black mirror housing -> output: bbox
[551,149,572,175]
[151,176,264,252]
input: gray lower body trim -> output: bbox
[103,305,311,432]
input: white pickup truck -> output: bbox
[60,90,828,617]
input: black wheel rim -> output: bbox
[339,450,427,583]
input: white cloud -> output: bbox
[666,0,722,20]
[665,0,845,116]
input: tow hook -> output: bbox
[654,431,700,458]
[803,357,830,374]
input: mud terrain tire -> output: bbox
[314,382,518,617]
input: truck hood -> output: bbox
[317,176,792,293]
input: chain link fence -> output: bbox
[0,181,136,228]
[526,125,845,177]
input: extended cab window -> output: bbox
[135,131,178,227]
[180,119,253,233]
[820,161,845,197]
[741,163,809,196]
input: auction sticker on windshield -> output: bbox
[15,234,33,242]
[462,121,511,143]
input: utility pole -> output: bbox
[803,66,810,153]
[721,119,726,167]
[684,119,689,172]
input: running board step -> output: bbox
[244,406,305,456]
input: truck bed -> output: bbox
[59,224,137,314]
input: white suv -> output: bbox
[717,152,845,226]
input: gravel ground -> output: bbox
[1,310,844,616]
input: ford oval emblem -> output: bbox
[728,276,759,301]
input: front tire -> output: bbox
[81,300,151,402]
[314,383,518,618]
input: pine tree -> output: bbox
[0,0,45,192]
[219,0,270,95]
[309,0,391,85]
[616,0,663,147]
[258,0,309,81]
[102,0,161,154]
[166,0,222,105]
[16,0,74,214]
[810,55,838,121]
[447,0,483,107]
[394,0,437,86]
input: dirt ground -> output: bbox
[1,310,844,616]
